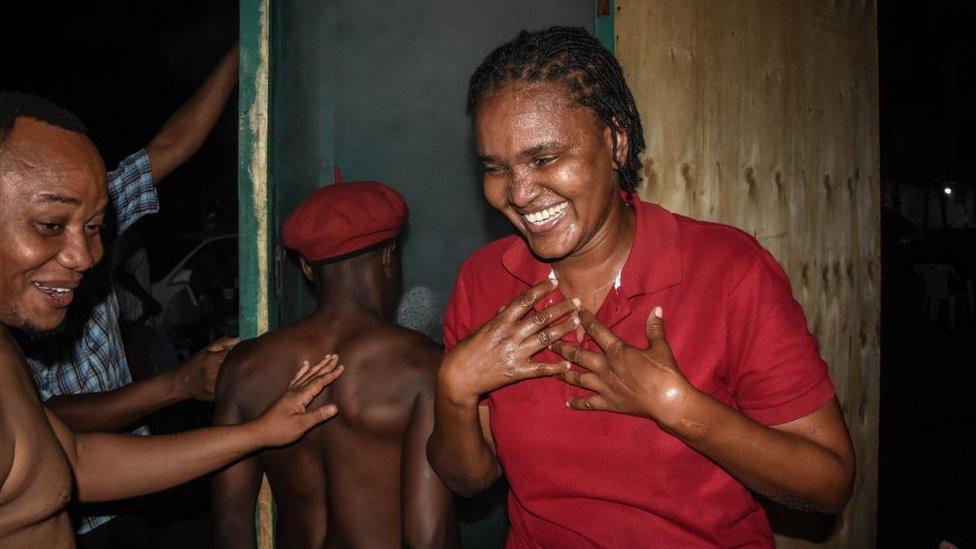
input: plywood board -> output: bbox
[615,1,880,546]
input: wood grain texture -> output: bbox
[615,1,879,546]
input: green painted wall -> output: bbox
[270,0,595,327]
[263,2,594,546]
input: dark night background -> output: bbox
[0,1,240,237]
[2,1,975,547]
[879,1,976,548]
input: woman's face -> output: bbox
[474,81,625,261]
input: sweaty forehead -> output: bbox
[0,118,107,204]
[474,81,600,153]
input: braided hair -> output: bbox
[466,26,645,193]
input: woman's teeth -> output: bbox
[524,202,568,225]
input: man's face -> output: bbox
[0,118,108,334]
[475,81,625,260]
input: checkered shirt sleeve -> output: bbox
[107,148,159,235]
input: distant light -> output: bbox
[944,187,953,196]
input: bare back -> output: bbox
[0,331,75,549]
[213,314,447,548]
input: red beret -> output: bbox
[282,178,407,262]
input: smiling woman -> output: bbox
[427,26,856,548]
[475,80,634,275]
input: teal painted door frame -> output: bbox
[240,0,613,340]
[237,2,612,547]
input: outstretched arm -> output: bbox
[44,337,236,432]
[47,356,342,503]
[147,43,239,182]
[402,382,459,548]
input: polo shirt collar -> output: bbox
[501,195,683,297]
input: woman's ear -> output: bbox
[299,256,315,282]
[608,117,630,171]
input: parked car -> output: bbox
[147,231,238,355]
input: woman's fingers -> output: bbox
[498,279,558,324]
[578,308,627,356]
[511,297,581,343]
[550,341,607,373]
[557,369,604,392]
[567,394,610,411]
[521,315,580,357]
[508,361,571,383]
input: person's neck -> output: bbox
[552,197,636,312]
[313,287,388,323]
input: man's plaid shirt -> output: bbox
[22,149,158,535]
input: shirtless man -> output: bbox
[212,179,457,548]
[0,94,343,548]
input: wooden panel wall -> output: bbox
[615,1,879,547]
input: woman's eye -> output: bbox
[36,222,63,233]
[482,164,504,175]
[86,224,104,235]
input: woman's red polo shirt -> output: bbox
[443,199,836,548]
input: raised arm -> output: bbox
[44,337,236,432]
[402,379,458,548]
[427,280,577,496]
[146,43,239,182]
[47,356,342,503]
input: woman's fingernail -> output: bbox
[572,314,580,325]
[571,297,582,308]
[654,306,663,318]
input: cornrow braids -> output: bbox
[466,26,645,193]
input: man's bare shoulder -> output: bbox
[345,323,442,386]
[215,325,315,407]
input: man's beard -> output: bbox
[17,321,67,340]
[0,304,68,340]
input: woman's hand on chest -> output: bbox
[550,306,698,429]
[438,279,580,406]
